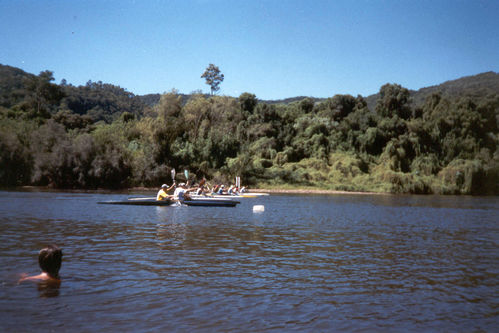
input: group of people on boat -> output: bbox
[211,184,247,195]
[156,181,247,201]
[156,182,193,202]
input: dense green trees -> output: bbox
[1,64,498,194]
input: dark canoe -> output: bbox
[98,197,240,207]
[182,198,240,207]
[98,198,173,206]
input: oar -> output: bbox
[171,168,176,184]
[184,169,189,181]
[204,180,214,193]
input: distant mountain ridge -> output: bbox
[139,72,499,110]
[0,64,36,107]
[1,64,497,110]
[139,93,191,106]
[365,71,499,111]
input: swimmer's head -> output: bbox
[38,245,62,278]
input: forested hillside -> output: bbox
[1,64,498,194]
[365,72,499,111]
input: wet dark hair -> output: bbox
[38,245,62,278]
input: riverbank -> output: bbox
[249,188,387,195]
[14,185,384,196]
[128,186,386,196]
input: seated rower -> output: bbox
[217,185,225,195]
[212,184,220,194]
[157,183,175,201]
[174,183,196,202]
[19,244,63,283]
[196,185,206,195]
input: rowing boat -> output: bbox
[98,197,240,207]
[190,192,268,199]
[182,198,240,207]
[98,198,173,206]
[190,194,244,200]
[243,192,269,196]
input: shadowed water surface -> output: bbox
[0,190,497,331]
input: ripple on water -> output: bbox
[0,191,498,331]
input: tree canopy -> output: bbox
[1,64,498,194]
[201,64,224,95]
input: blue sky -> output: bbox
[1,0,498,100]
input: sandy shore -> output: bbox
[249,188,387,195]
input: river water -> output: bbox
[0,190,497,331]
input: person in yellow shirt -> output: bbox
[157,183,175,201]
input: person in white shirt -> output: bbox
[173,183,196,202]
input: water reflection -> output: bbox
[156,222,187,248]
[36,280,60,298]
[155,205,188,248]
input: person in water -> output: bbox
[19,244,63,282]
[157,183,175,201]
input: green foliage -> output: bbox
[0,65,33,108]
[372,169,433,194]
[201,64,224,95]
[8,70,66,123]
[358,127,385,155]
[410,154,440,176]
[375,83,412,119]
[60,80,146,123]
[299,98,315,114]
[238,92,258,113]
[53,109,94,131]
[436,158,497,195]
[0,64,497,194]
[0,118,33,185]
[317,94,357,121]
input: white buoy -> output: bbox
[253,205,265,213]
